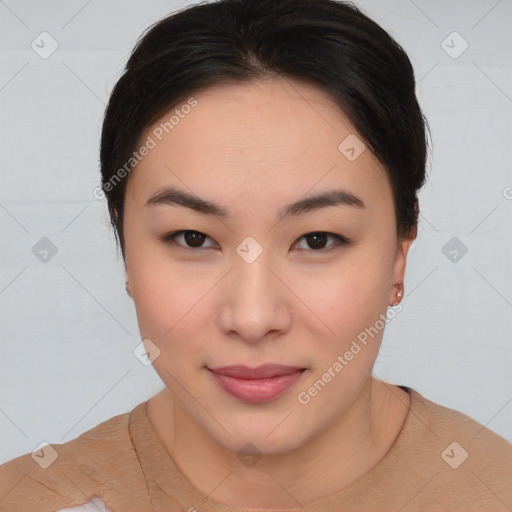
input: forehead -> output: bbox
[125,77,390,214]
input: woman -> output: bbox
[1,0,510,510]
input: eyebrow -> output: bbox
[145,185,365,220]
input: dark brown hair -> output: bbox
[100,0,429,261]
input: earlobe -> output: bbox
[388,235,415,307]
[390,281,404,307]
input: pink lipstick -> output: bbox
[207,364,306,403]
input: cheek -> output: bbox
[128,246,220,366]
[125,225,190,338]
[131,267,204,341]
[298,249,393,364]
[295,262,389,410]
[131,268,210,387]
[305,247,391,316]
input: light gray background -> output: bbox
[1,0,511,465]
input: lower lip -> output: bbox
[208,369,305,403]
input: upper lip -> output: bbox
[208,364,305,379]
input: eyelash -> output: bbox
[158,230,350,253]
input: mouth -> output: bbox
[207,364,307,403]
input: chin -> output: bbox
[230,433,303,458]
[203,416,307,457]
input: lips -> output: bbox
[207,364,307,403]
[208,364,305,379]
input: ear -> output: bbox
[388,227,416,306]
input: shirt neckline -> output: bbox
[129,385,418,511]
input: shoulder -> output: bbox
[392,387,512,511]
[412,388,511,460]
[0,403,151,512]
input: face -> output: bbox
[123,77,412,455]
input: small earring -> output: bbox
[391,282,403,306]
[125,281,132,297]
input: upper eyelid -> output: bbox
[162,230,217,247]
[162,230,349,249]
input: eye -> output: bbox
[159,230,217,249]
[293,232,350,252]
[159,230,350,252]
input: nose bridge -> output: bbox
[235,243,272,300]
[218,238,290,341]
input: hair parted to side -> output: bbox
[100,0,430,262]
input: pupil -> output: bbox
[186,231,204,247]
[308,233,326,249]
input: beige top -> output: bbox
[1,386,511,512]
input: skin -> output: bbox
[122,77,414,508]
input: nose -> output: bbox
[217,249,292,344]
